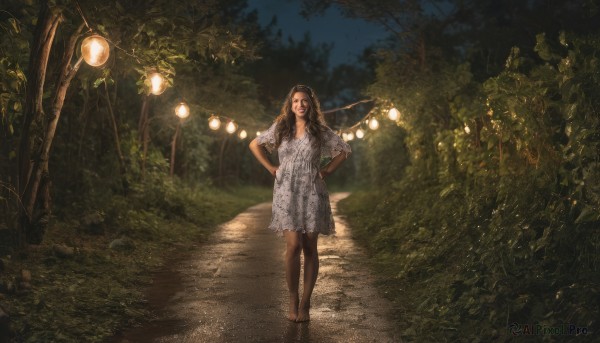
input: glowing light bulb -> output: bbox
[464,125,471,134]
[208,116,221,130]
[342,132,348,141]
[239,130,247,139]
[347,132,354,141]
[356,129,364,139]
[226,121,237,134]
[89,41,103,64]
[256,131,261,136]
[175,102,190,119]
[368,118,379,130]
[81,35,110,67]
[388,107,400,121]
[148,73,167,95]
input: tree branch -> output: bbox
[323,99,374,114]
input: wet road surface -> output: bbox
[111,193,401,343]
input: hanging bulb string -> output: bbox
[322,99,374,114]
[72,0,395,142]
[339,107,378,132]
[74,1,159,66]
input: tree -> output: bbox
[17,1,85,245]
[3,0,261,247]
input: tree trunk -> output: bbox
[170,121,181,177]
[0,304,9,343]
[103,82,129,194]
[77,83,91,159]
[18,0,85,245]
[218,135,228,186]
[17,1,61,246]
[138,95,150,179]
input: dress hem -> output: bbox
[269,226,336,237]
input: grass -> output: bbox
[0,185,272,343]
[337,188,480,341]
[337,182,600,342]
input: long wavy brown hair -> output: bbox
[273,85,327,148]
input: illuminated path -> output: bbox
[112,193,400,343]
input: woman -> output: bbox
[249,85,351,322]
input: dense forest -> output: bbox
[1,0,599,341]
[326,0,600,341]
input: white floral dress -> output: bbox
[257,122,351,236]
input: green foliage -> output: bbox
[361,121,409,187]
[0,0,267,244]
[0,5,32,230]
[2,182,272,342]
[0,1,272,339]
[340,13,600,343]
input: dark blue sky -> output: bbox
[246,0,389,66]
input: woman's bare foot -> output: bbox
[296,304,310,322]
[288,294,299,321]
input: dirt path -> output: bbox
[111,193,401,343]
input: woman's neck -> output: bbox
[295,118,307,127]
[293,119,307,138]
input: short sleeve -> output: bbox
[256,122,277,153]
[321,127,352,159]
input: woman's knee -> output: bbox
[285,231,303,254]
[302,233,318,255]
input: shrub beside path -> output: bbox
[112,192,401,343]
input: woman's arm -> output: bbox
[319,153,347,179]
[249,138,278,176]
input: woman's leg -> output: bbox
[284,230,303,321]
[297,232,319,322]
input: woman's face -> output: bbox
[291,91,311,119]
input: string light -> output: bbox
[201,99,407,147]
[174,102,190,119]
[81,35,110,67]
[75,8,402,151]
[464,125,471,134]
[369,118,380,130]
[208,115,221,130]
[73,9,329,152]
[148,72,167,95]
[225,121,238,134]
[200,97,407,147]
[388,107,400,121]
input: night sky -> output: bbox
[246,0,389,66]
